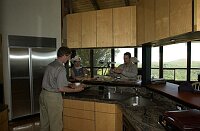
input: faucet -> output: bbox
[107,86,117,93]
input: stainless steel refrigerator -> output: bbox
[8,35,56,119]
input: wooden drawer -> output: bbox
[95,102,121,113]
[63,99,94,111]
[63,116,95,131]
[63,108,94,120]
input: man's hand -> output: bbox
[74,83,85,92]
[74,86,84,92]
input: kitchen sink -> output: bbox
[122,95,156,107]
[101,92,133,101]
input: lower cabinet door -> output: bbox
[95,112,116,131]
[95,112,122,131]
[63,116,95,131]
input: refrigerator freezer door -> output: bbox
[10,48,31,118]
[31,48,56,114]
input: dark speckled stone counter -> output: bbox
[63,85,166,130]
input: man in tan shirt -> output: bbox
[110,52,138,81]
[39,46,84,131]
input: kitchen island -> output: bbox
[63,80,200,131]
[63,84,166,131]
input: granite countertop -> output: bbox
[146,82,200,109]
[63,85,166,130]
[70,78,141,87]
[0,104,8,112]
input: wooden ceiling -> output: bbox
[64,0,137,14]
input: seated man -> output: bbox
[71,56,89,80]
[110,52,138,81]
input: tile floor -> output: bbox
[9,115,40,131]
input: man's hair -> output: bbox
[124,52,131,58]
[57,46,71,57]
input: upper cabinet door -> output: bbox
[144,0,155,43]
[97,9,113,47]
[155,0,169,40]
[136,0,145,45]
[82,11,97,48]
[194,0,200,31]
[137,0,155,45]
[113,6,136,47]
[66,13,82,48]
[170,0,192,36]
[130,6,137,46]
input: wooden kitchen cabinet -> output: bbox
[137,0,155,45]
[155,0,170,40]
[144,0,155,43]
[97,9,113,47]
[194,0,200,31]
[63,99,122,131]
[95,102,122,131]
[170,0,192,36]
[82,11,97,48]
[113,6,136,47]
[136,0,145,45]
[66,13,82,48]
[0,108,8,131]
[63,99,95,131]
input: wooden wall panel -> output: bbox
[170,0,192,36]
[97,9,113,47]
[66,13,82,48]
[82,11,97,48]
[155,0,169,40]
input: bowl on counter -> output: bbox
[74,82,81,86]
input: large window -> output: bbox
[69,49,90,77]
[76,49,90,67]
[93,49,111,76]
[163,43,187,81]
[191,41,200,81]
[151,47,159,78]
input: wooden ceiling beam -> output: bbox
[90,0,100,10]
[124,0,130,6]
